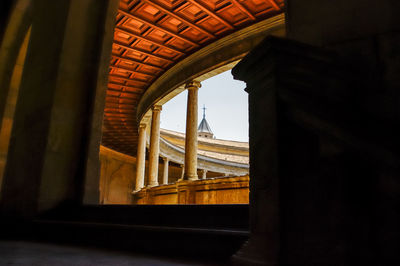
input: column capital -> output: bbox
[152,105,162,112]
[162,157,169,162]
[185,81,201,90]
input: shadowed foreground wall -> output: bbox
[99,146,136,204]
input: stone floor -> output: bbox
[0,241,218,265]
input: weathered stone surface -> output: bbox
[232,33,400,265]
[0,0,118,217]
[99,146,136,205]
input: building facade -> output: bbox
[1,1,400,265]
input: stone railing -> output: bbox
[132,175,249,205]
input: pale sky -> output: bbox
[160,70,249,142]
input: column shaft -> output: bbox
[201,169,207,179]
[183,81,201,180]
[180,164,185,180]
[134,123,146,192]
[148,105,162,187]
[162,157,169,185]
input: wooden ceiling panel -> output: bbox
[152,0,186,10]
[239,0,277,15]
[159,17,186,34]
[102,0,284,156]
[133,39,158,53]
[166,38,194,52]
[114,60,139,71]
[144,29,172,44]
[176,3,207,22]
[155,47,182,60]
[216,4,249,25]
[114,31,133,45]
[123,50,150,62]
[135,2,164,23]
[137,64,163,76]
[110,67,131,78]
[179,27,209,44]
[112,43,124,55]
[121,92,140,99]
[144,57,171,68]
[120,87,141,94]
[108,75,130,84]
[131,72,154,82]
[124,79,148,88]
[108,83,124,91]
[120,18,149,35]
[196,0,230,11]
[119,0,139,10]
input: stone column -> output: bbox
[148,105,162,187]
[162,157,169,185]
[200,169,207,180]
[183,81,201,181]
[134,123,147,192]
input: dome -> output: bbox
[198,105,214,138]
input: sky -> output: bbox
[160,70,249,142]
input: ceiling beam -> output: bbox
[114,41,175,63]
[108,74,148,87]
[119,9,200,47]
[109,67,154,84]
[108,87,143,95]
[109,68,152,84]
[109,64,157,78]
[104,109,135,114]
[105,104,136,110]
[111,54,164,71]
[115,27,186,55]
[108,81,144,92]
[185,0,234,30]
[103,114,136,119]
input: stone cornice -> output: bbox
[159,138,249,175]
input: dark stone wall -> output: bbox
[232,29,400,264]
[286,0,400,123]
[0,0,118,218]
[286,0,400,47]
[0,0,13,44]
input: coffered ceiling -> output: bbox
[102,0,284,155]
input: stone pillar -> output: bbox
[200,169,207,180]
[183,81,201,181]
[148,105,162,187]
[134,123,147,192]
[231,39,280,265]
[162,157,169,185]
